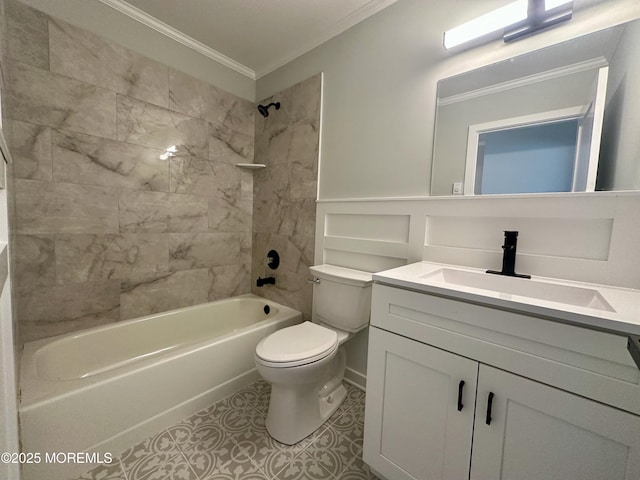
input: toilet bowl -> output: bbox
[254,265,373,445]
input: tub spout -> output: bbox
[256,276,276,287]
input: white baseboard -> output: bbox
[344,367,366,390]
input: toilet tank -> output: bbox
[309,265,373,333]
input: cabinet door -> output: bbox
[363,327,478,480]
[471,365,640,480]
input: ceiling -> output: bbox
[102,0,400,79]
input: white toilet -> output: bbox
[254,264,373,445]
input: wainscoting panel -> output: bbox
[325,213,410,243]
[315,193,640,289]
[316,205,421,272]
[425,216,613,260]
[323,249,406,273]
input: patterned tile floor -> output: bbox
[74,381,380,480]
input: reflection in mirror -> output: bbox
[430,18,640,196]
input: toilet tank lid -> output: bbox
[309,264,373,286]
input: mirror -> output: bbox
[430,18,640,196]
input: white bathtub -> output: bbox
[19,294,301,480]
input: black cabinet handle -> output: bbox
[457,380,465,411]
[486,392,495,425]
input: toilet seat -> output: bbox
[255,322,338,368]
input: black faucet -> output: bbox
[256,276,276,287]
[487,231,531,279]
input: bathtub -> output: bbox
[19,294,301,480]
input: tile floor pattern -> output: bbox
[73,381,380,480]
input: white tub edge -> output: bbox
[19,295,302,480]
[22,369,261,480]
[94,369,261,457]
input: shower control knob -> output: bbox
[267,249,280,270]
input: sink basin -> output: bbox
[420,268,615,312]
[373,261,640,335]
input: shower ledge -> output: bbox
[236,163,266,169]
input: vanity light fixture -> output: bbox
[443,0,528,50]
[443,0,573,50]
[504,0,573,42]
[159,145,178,161]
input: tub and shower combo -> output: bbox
[19,294,301,480]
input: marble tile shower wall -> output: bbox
[252,75,321,321]
[4,0,255,343]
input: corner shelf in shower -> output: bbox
[236,163,266,169]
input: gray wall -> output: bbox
[5,0,255,342]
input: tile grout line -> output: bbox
[117,457,130,480]
[176,447,203,480]
[164,427,202,480]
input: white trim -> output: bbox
[583,66,609,191]
[315,190,640,204]
[344,367,367,390]
[316,73,325,202]
[438,57,607,107]
[255,0,400,78]
[97,0,256,80]
[0,277,19,480]
[324,236,409,259]
[98,0,399,81]
[464,129,478,196]
[466,107,585,158]
[317,196,434,203]
[463,106,584,195]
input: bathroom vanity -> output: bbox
[363,261,640,480]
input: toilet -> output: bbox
[254,264,373,445]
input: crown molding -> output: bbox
[97,0,256,80]
[98,0,399,81]
[438,56,607,106]
[255,0,400,78]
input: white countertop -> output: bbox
[373,261,640,336]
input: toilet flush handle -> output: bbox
[306,278,320,284]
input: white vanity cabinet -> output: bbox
[364,328,478,480]
[471,364,640,480]
[363,283,640,480]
